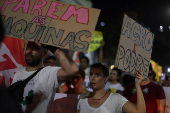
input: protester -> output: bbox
[56,80,72,93]
[105,68,124,94]
[163,75,170,113]
[44,55,57,66]
[80,56,90,75]
[123,66,166,113]
[44,55,71,93]
[66,68,90,94]
[148,70,158,84]
[80,56,93,91]
[0,14,23,113]
[77,63,146,113]
[11,40,79,113]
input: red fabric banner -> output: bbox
[0,37,27,88]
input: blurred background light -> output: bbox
[100,22,105,26]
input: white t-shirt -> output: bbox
[84,67,90,76]
[77,93,128,113]
[105,82,124,93]
[12,66,61,113]
[163,87,170,113]
[83,76,93,92]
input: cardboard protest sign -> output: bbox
[88,31,103,52]
[115,14,154,77]
[0,0,100,53]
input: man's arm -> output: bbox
[98,40,105,63]
[156,99,165,113]
[122,70,146,113]
[54,49,79,84]
[68,50,73,59]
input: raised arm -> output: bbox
[68,50,73,59]
[54,49,79,84]
[98,40,105,63]
[34,39,78,84]
[122,70,146,113]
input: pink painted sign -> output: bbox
[0,0,100,53]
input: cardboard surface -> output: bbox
[115,14,154,77]
[0,0,100,53]
[88,31,103,52]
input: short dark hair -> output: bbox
[80,56,89,65]
[150,71,156,81]
[122,74,135,88]
[79,68,85,79]
[112,68,122,77]
[149,63,153,71]
[44,56,56,63]
[90,63,109,77]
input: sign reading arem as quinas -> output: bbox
[115,14,154,77]
[0,0,100,53]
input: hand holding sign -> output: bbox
[135,70,146,85]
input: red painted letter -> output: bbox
[133,43,137,52]
[12,0,30,13]
[46,2,64,20]
[30,0,47,16]
[60,5,89,25]
[1,0,18,11]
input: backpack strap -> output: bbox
[23,67,44,83]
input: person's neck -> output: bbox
[72,86,84,94]
[26,64,43,71]
[111,80,118,84]
[140,78,150,85]
[92,88,106,99]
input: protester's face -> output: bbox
[71,73,84,88]
[80,58,88,69]
[89,67,108,90]
[25,42,44,66]
[110,70,119,81]
[44,58,56,66]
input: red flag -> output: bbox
[0,37,27,88]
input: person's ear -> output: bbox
[104,76,109,83]
[43,50,47,58]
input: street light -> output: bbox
[168,68,170,72]
[160,26,163,32]
[110,65,114,69]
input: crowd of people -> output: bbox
[11,39,170,113]
[0,14,170,113]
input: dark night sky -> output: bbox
[92,0,170,72]
[92,0,170,32]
